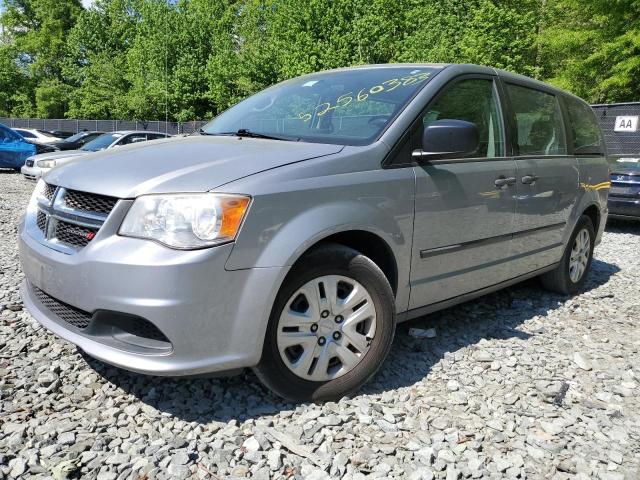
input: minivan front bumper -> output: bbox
[19,220,287,376]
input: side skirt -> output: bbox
[397,263,558,323]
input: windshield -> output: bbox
[81,133,122,151]
[64,132,89,142]
[36,130,57,138]
[201,67,440,146]
[609,157,640,172]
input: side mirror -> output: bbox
[413,119,479,161]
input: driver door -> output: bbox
[409,75,518,309]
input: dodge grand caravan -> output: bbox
[19,64,609,401]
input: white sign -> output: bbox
[614,116,639,132]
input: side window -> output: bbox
[120,134,148,145]
[506,84,567,156]
[16,130,35,139]
[565,98,604,155]
[148,133,166,140]
[422,79,504,158]
[0,127,9,143]
[79,134,95,144]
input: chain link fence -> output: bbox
[0,117,208,136]
[591,102,640,156]
[4,103,639,155]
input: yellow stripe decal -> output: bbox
[580,181,611,191]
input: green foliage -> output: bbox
[0,0,637,120]
[538,0,640,103]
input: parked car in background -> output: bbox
[53,131,104,151]
[21,138,60,155]
[21,130,171,180]
[19,64,608,401]
[12,128,62,144]
[0,123,36,170]
[47,130,75,139]
[608,157,640,220]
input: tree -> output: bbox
[539,0,640,103]
[0,45,34,116]
[0,0,637,121]
[0,0,83,114]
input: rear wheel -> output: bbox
[254,243,395,402]
[541,215,595,295]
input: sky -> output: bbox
[82,0,94,7]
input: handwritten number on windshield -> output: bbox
[297,72,431,121]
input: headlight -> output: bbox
[37,159,56,168]
[119,193,251,249]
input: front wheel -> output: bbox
[541,215,595,295]
[254,243,396,402]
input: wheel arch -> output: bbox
[297,229,399,297]
[582,203,601,230]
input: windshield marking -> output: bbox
[297,72,432,122]
[201,67,439,146]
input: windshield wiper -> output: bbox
[235,129,292,141]
[197,129,216,136]
[198,128,298,141]
[225,129,297,141]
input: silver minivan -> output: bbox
[19,64,609,401]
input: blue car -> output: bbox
[0,123,37,170]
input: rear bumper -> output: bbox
[19,219,287,376]
[608,196,640,219]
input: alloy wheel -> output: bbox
[569,228,591,283]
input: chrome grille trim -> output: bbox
[32,183,119,253]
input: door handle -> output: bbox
[521,174,538,185]
[494,176,517,188]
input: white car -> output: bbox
[21,131,171,180]
[12,129,63,144]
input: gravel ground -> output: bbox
[1,170,639,480]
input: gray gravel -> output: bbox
[1,171,639,479]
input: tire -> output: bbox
[254,243,396,402]
[541,215,595,295]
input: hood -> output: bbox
[24,139,60,155]
[609,157,640,176]
[30,149,87,162]
[54,140,80,150]
[44,136,344,198]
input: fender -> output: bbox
[570,157,610,244]
[223,163,416,313]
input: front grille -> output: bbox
[611,174,630,182]
[43,183,57,202]
[32,286,92,329]
[63,189,118,216]
[54,220,97,248]
[34,184,119,252]
[36,211,47,233]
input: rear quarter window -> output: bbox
[565,98,604,155]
